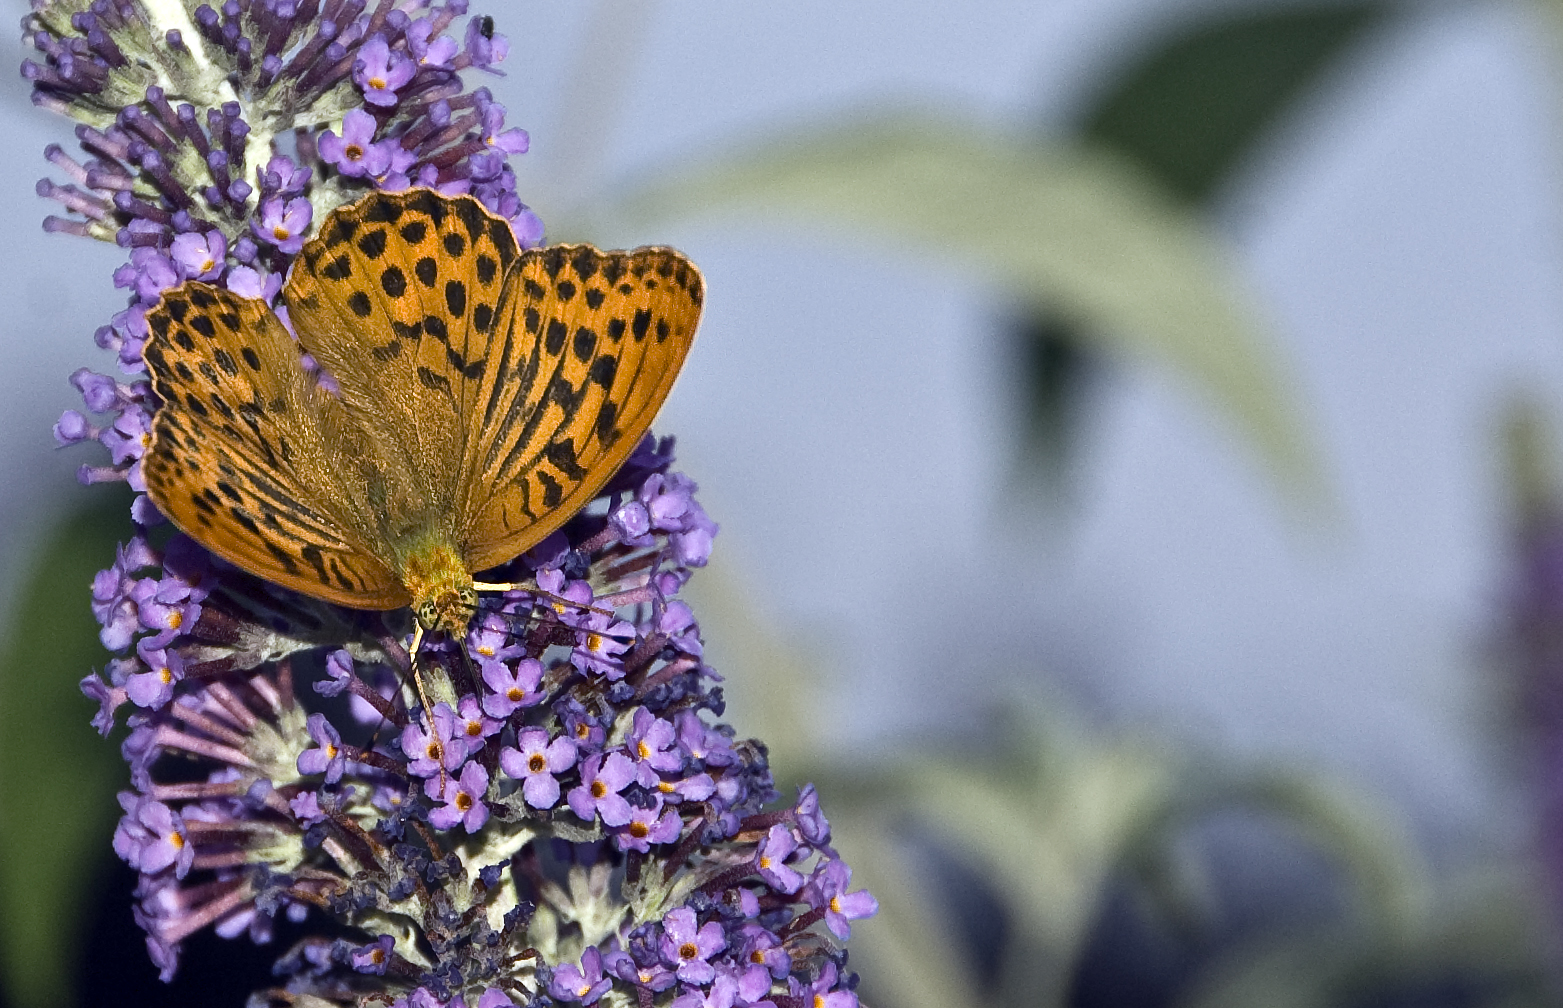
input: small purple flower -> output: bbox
[475,990,518,1008]
[80,672,127,736]
[626,708,683,785]
[794,783,831,845]
[738,924,791,980]
[803,858,878,940]
[480,656,544,718]
[549,945,612,1005]
[169,229,226,281]
[116,247,178,302]
[289,790,327,825]
[426,760,489,832]
[126,644,184,709]
[251,196,312,254]
[479,102,529,155]
[671,976,738,1008]
[755,825,804,894]
[353,35,415,106]
[407,18,458,67]
[319,109,392,178]
[400,702,468,779]
[567,751,636,826]
[605,947,676,992]
[99,404,152,466]
[223,266,282,302]
[351,934,395,975]
[614,800,681,853]
[659,600,702,657]
[468,612,525,662]
[573,610,636,679]
[499,728,577,809]
[677,710,737,767]
[113,793,195,878]
[463,15,508,68]
[656,772,715,803]
[609,499,653,546]
[262,154,311,196]
[660,906,727,984]
[454,693,503,746]
[791,963,857,1008]
[297,712,347,784]
[314,649,356,698]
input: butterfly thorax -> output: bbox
[397,531,477,636]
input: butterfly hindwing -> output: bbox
[285,189,520,521]
[458,244,704,571]
[142,283,408,608]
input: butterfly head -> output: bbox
[399,535,478,636]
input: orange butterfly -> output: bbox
[140,189,702,640]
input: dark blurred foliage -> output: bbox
[1019,3,1384,476]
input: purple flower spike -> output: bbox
[353,35,414,106]
[400,702,468,779]
[659,906,727,984]
[426,760,490,832]
[352,935,396,975]
[549,946,612,1005]
[297,712,347,784]
[251,196,312,254]
[169,229,226,281]
[755,824,804,894]
[499,728,576,809]
[567,751,635,826]
[804,858,879,940]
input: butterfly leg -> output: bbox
[406,621,450,797]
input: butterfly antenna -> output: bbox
[471,579,617,618]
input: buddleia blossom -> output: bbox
[31,2,876,1004]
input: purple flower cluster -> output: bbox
[31,1,876,1004]
[81,437,873,1005]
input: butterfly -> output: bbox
[140,189,703,641]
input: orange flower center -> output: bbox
[343,143,364,160]
[679,942,698,961]
[528,753,546,773]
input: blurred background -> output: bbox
[10,0,1563,1004]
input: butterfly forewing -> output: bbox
[458,244,703,572]
[142,284,408,607]
[285,189,520,521]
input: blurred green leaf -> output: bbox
[614,115,1325,500]
[0,492,132,1008]
[1082,3,1384,203]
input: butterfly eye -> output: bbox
[415,601,440,629]
[458,586,477,610]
